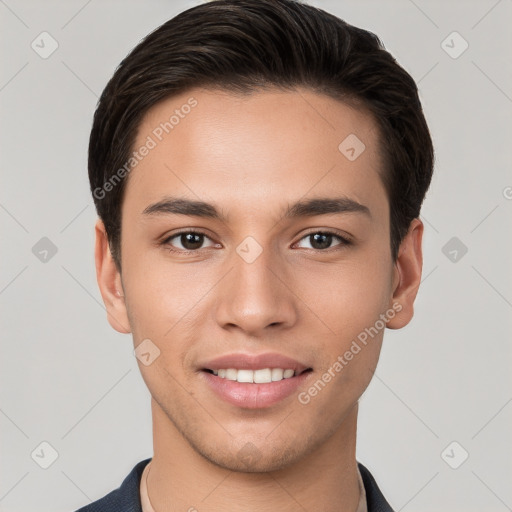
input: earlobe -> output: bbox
[94,219,131,334]
[387,218,423,330]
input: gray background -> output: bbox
[1,0,511,511]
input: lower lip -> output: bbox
[201,370,312,409]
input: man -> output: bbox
[77,0,434,510]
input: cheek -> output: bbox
[121,249,218,349]
[297,255,393,337]
[122,271,184,340]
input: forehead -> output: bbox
[124,86,387,220]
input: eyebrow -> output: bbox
[142,196,371,221]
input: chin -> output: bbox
[212,449,301,473]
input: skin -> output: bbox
[95,87,423,512]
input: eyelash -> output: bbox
[160,228,352,255]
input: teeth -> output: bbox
[211,368,297,383]
[237,369,254,383]
[254,368,272,383]
[271,368,283,381]
[225,368,237,380]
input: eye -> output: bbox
[161,229,352,254]
[162,230,218,252]
[295,231,351,251]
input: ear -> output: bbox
[94,219,131,334]
[387,218,423,329]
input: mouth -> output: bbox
[198,352,313,409]
[201,367,313,383]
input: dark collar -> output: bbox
[75,458,394,512]
[358,462,395,512]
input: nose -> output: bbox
[213,243,298,336]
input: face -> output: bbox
[96,87,422,472]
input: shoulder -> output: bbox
[73,458,152,512]
[357,461,395,512]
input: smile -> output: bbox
[204,367,309,383]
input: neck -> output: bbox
[147,398,360,512]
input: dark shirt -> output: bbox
[74,458,394,512]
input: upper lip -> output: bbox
[200,352,311,373]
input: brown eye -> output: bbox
[163,231,216,252]
[296,231,350,251]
